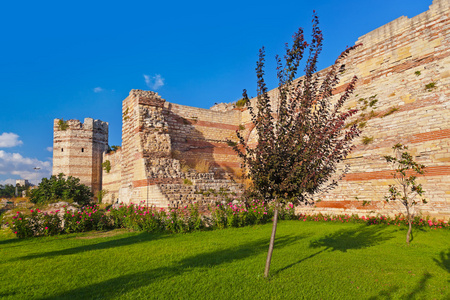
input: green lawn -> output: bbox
[0,221,449,299]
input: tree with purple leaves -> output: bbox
[230,14,362,277]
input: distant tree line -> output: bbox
[0,184,29,198]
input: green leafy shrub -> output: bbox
[102,160,111,173]
[30,173,93,206]
[63,205,111,233]
[9,209,63,238]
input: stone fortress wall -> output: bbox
[56,0,449,218]
[101,90,242,207]
[53,118,108,200]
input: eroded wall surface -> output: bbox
[105,90,241,206]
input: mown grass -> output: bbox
[0,221,449,299]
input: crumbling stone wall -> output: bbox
[108,90,242,207]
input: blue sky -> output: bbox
[0,0,431,184]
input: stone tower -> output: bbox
[52,118,109,199]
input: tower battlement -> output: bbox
[54,118,108,133]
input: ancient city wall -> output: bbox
[60,0,449,218]
[53,118,108,199]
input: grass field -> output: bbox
[1,221,449,299]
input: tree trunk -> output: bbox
[406,218,412,245]
[405,206,412,245]
[264,206,279,278]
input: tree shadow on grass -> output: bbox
[368,272,432,300]
[8,232,167,262]
[367,286,400,300]
[405,272,432,299]
[275,225,394,275]
[0,230,85,248]
[309,225,394,252]
[41,233,307,300]
[0,237,26,247]
[433,249,450,274]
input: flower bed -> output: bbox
[298,213,449,229]
[4,200,295,238]
[4,201,447,239]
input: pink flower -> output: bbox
[45,227,48,230]
[30,209,34,213]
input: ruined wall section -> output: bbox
[119,90,182,205]
[118,90,242,206]
[53,118,108,199]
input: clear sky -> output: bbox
[0,0,431,185]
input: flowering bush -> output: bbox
[9,212,34,238]
[64,205,110,233]
[8,209,62,238]
[209,200,294,228]
[109,202,205,233]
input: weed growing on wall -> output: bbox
[57,119,69,131]
[102,160,111,173]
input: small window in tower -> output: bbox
[61,148,63,152]
[81,148,84,152]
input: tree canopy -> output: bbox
[30,173,92,206]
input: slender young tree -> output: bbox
[384,143,427,245]
[230,14,361,277]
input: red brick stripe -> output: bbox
[409,129,450,144]
[343,166,450,181]
[133,178,182,187]
[315,200,381,210]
